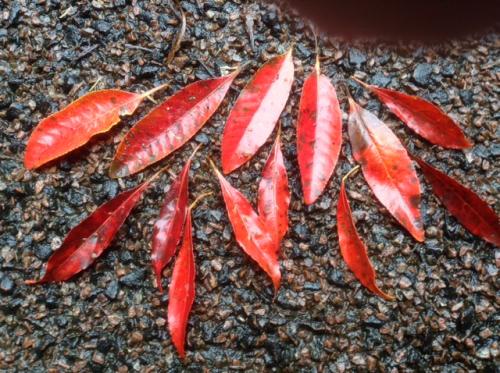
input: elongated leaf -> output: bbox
[110,71,238,178]
[168,209,195,359]
[297,59,342,205]
[211,162,281,291]
[24,85,167,170]
[221,49,294,174]
[337,168,395,301]
[26,172,159,284]
[414,156,500,246]
[354,78,471,149]
[258,131,290,248]
[152,147,198,291]
[348,97,424,242]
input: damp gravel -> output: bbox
[0,1,499,372]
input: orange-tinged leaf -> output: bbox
[110,71,238,178]
[151,148,198,291]
[211,161,281,291]
[337,167,395,301]
[258,131,290,248]
[24,85,167,170]
[221,49,294,174]
[26,171,161,284]
[168,209,196,359]
[414,156,500,246]
[297,59,342,205]
[354,77,472,149]
[348,96,424,242]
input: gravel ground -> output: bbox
[1,1,499,372]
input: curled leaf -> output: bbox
[24,85,168,170]
[168,209,196,359]
[297,58,342,205]
[354,77,472,149]
[211,161,281,291]
[110,71,238,178]
[221,49,294,174]
[337,167,395,301]
[258,131,290,249]
[348,96,424,242]
[414,156,500,246]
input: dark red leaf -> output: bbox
[151,147,199,291]
[414,156,500,246]
[337,167,395,301]
[221,49,294,174]
[24,85,167,170]
[168,209,196,359]
[26,172,160,284]
[110,71,238,178]
[258,131,290,248]
[348,96,424,242]
[297,59,342,205]
[211,161,281,291]
[354,77,472,149]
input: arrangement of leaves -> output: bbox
[24,42,499,359]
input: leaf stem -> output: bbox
[189,192,213,210]
[342,165,360,184]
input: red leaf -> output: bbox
[152,147,199,291]
[354,78,472,149]
[26,172,159,284]
[337,167,395,301]
[168,209,196,359]
[297,59,342,205]
[211,161,281,291]
[258,131,290,248]
[110,71,238,178]
[414,156,500,246]
[221,49,294,174]
[24,85,167,170]
[348,96,424,242]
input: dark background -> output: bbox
[1,0,498,371]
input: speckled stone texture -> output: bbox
[0,1,498,372]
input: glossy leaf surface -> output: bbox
[212,163,281,290]
[297,60,342,204]
[258,132,290,248]
[110,71,238,178]
[221,49,294,174]
[168,209,196,359]
[337,170,395,301]
[151,148,198,291]
[355,78,472,149]
[26,175,156,284]
[414,157,500,246]
[24,85,166,170]
[348,97,424,241]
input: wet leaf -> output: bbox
[168,208,196,359]
[348,96,424,242]
[414,156,500,246]
[297,59,342,204]
[110,71,238,178]
[258,131,290,248]
[221,49,294,174]
[26,171,160,284]
[354,77,472,149]
[24,85,168,170]
[337,167,395,301]
[152,147,199,291]
[211,161,281,291]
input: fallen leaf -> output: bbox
[414,156,500,246]
[110,71,238,178]
[348,95,424,242]
[221,49,294,174]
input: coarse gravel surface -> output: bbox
[0,1,499,372]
